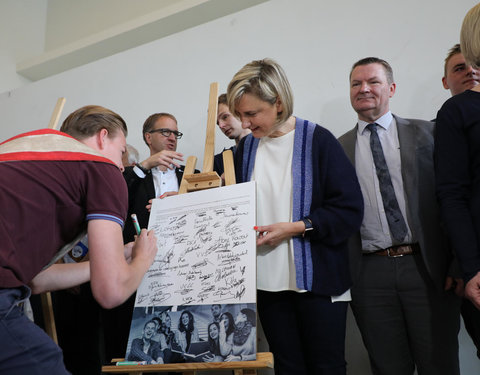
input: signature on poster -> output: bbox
[136,185,256,307]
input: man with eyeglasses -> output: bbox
[104,112,187,361]
[122,112,185,242]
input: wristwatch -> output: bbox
[135,162,150,175]
[302,218,313,237]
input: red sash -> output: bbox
[0,129,116,165]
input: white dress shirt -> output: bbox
[133,165,179,196]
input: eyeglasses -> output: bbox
[148,128,183,139]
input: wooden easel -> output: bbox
[102,84,273,374]
[102,352,274,374]
[38,97,67,345]
[178,82,223,194]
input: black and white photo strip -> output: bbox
[125,303,257,364]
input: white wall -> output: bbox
[1,0,477,162]
[1,0,479,373]
[0,0,46,93]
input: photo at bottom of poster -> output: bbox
[125,303,257,364]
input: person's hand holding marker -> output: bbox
[129,213,157,265]
[131,214,142,236]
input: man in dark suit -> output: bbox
[338,57,461,375]
[123,112,185,243]
[105,112,186,361]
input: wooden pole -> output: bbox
[41,97,66,345]
[222,149,236,186]
[47,97,66,130]
[179,83,221,193]
[202,83,218,173]
[40,292,58,344]
[178,156,198,195]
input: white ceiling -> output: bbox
[15,0,268,81]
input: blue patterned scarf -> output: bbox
[242,117,316,291]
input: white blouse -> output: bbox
[252,130,351,301]
[252,130,301,292]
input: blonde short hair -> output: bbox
[226,58,293,125]
[461,3,480,69]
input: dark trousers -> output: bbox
[258,290,348,375]
[351,253,461,375]
[53,284,104,375]
[102,292,136,361]
[461,297,480,357]
[0,287,70,375]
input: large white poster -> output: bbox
[126,181,257,364]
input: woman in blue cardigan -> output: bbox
[227,58,363,375]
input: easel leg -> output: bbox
[234,370,257,375]
[40,292,58,344]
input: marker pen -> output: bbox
[131,214,141,235]
[116,361,147,366]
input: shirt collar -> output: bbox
[357,111,393,135]
[152,166,176,175]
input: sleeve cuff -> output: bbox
[133,165,147,178]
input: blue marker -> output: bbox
[131,214,141,235]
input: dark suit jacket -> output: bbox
[213,146,235,176]
[338,115,455,292]
[123,166,186,243]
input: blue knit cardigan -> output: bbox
[235,117,363,296]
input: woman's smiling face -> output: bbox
[209,324,219,339]
[234,93,282,138]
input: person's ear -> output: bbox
[144,132,152,146]
[275,97,283,114]
[388,82,396,98]
[442,76,450,90]
[97,128,109,150]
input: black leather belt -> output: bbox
[365,243,420,257]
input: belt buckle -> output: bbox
[387,248,404,258]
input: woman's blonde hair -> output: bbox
[461,3,480,69]
[227,58,293,125]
